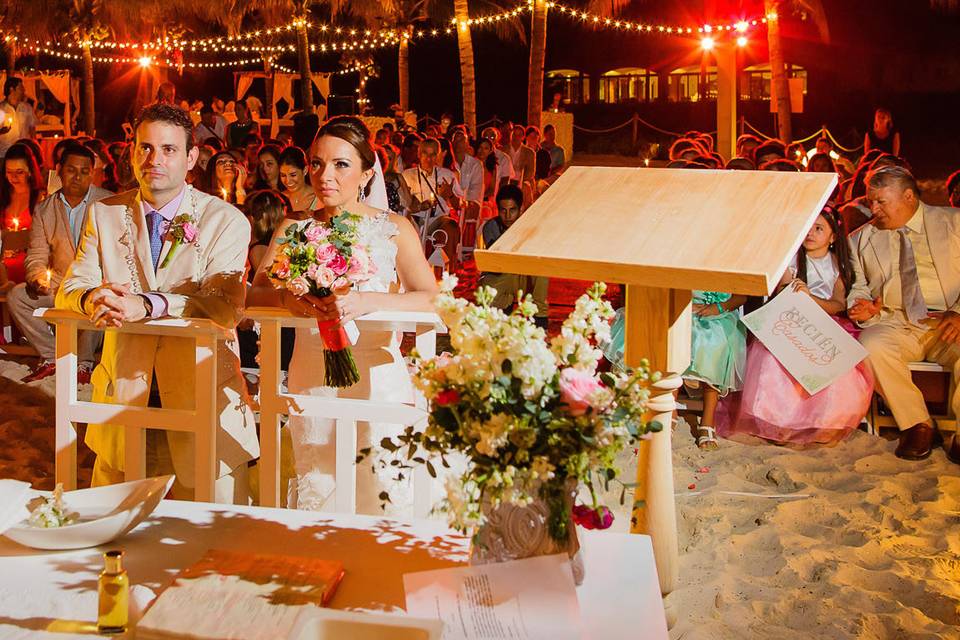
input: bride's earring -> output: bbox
[358,182,366,202]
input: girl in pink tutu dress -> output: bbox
[716,206,874,446]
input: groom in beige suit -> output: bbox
[848,166,960,463]
[56,103,259,501]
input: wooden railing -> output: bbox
[242,308,446,512]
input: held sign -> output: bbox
[741,288,868,395]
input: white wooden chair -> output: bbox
[245,308,446,517]
[37,308,228,502]
[865,362,957,435]
[0,289,37,356]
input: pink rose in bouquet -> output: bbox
[558,368,604,416]
[328,253,348,276]
[572,504,614,530]
[314,243,338,265]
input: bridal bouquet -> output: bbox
[370,277,660,546]
[268,212,378,387]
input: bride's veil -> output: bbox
[365,152,390,211]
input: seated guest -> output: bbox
[377,145,410,215]
[451,128,483,203]
[194,105,227,146]
[238,190,295,372]
[204,151,246,205]
[226,100,258,150]
[0,143,43,287]
[11,143,112,383]
[848,166,960,463]
[252,144,281,191]
[478,185,548,328]
[754,140,787,166]
[717,207,874,446]
[725,157,755,171]
[760,158,801,172]
[807,152,837,174]
[479,127,515,188]
[946,169,960,208]
[278,146,318,214]
[402,138,463,270]
[541,123,566,175]
[736,134,762,163]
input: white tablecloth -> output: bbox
[0,500,668,639]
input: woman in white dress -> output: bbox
[248,117,438,512]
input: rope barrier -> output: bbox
[572,114,684,138]
[743,119,864,154]
[572,118,634,134]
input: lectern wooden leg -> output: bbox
[626,285,692,595]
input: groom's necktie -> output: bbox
[146,211,164,271]
[897,228,928,326]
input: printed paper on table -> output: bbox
[403,554,582,640]
[741,288,868,395]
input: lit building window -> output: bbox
[546,69,590,105]
[668,66,718,102]
[741,64,807,101]
[598,68,659,103]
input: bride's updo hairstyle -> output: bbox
[313,116,376,197]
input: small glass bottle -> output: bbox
[97,550,129,635]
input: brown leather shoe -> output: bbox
[946,435,960,465]
[895,423,943,461]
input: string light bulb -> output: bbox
[736,36,748,47]
[701,36,715,50]
[138,56,152,67]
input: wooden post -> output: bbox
[258,319,282,508]
[626,285,691,595]
[54,318,78,491]
[716,43,737,161]
[194,332,217,503]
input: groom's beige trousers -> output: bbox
[860,318,960,430]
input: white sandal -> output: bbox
[696,425,719,450]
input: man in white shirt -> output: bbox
[507,125,536,189]
[480,126,515,188]
[451,127,483,203]
[193,105,227,146]
[848,166,960,463]
[402,137,464,267]
[0,78,35,158]
[11,142,112,383]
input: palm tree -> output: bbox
[766,0,829,143]
[527,0,627,127]
[454,0,477,134]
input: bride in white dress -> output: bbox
[248,116,438,512]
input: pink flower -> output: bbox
[558,368,604,417]
[312,265,336,289]
[435,389,460,406]
[287,276,310,297]
[347,247,375,279]
[314,243,338,265]
[572,504,614,530]
[304,223,330,243]
[328,253,348,276]
[181,222,198,243]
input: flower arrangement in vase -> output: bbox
[366,277,660,584]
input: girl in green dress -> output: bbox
[684,291,748,450]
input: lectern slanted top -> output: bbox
[475,166,838,595]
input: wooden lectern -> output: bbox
[475,167,837,594]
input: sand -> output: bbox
[1,355,958,638]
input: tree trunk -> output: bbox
[296,18,314,114]
[263,55,274,130]
[398,27,412,113]
[82,43,96,136]
[454,0,477,136]
[5,42,17,74]
[527,0,548,128]
[765,0,792,143]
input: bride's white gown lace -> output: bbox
[286,212,415,513]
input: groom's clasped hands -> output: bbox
[84,282,149,328]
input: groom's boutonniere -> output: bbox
[161,214,198,268]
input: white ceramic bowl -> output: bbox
[3,475,174,550]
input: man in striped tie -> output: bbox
[848,166,960,464]
[56,103,260,502]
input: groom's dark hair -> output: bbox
[134,103,195,151]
